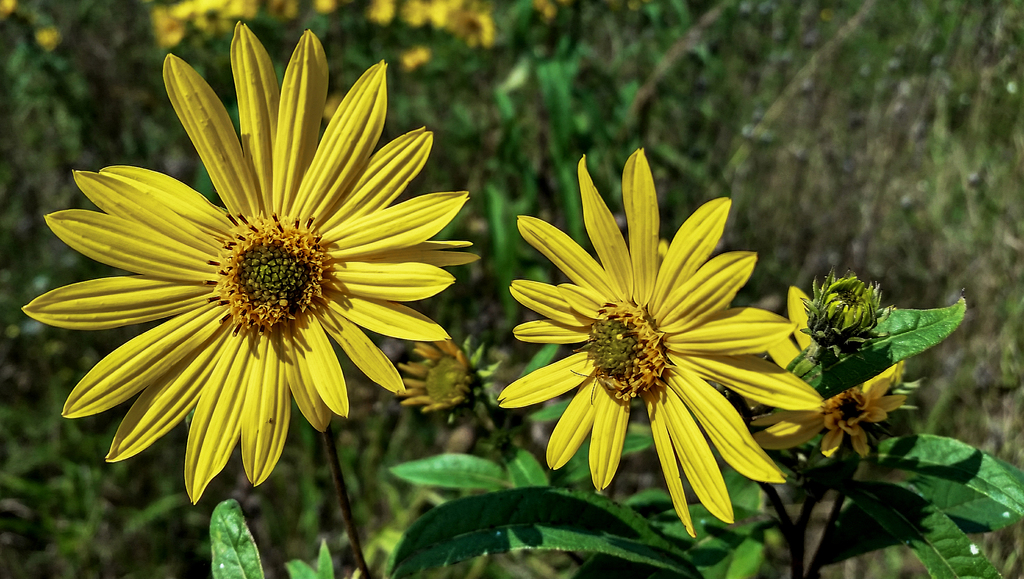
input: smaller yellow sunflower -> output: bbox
[753,287,907,457]
[397,340,475,412]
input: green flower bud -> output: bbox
[804,269,889,356]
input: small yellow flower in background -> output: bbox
[0,0,17,20]
[447,3,495,48]
[367,0,397,25]
[35,26,61,51]
[498,150,821,536]
[266,0,298,19]
[398,340,475,412]
[23,23,475,502]
[399,45,432,71]
[753,287,907,457]
[152,6,187,48]
[322,92,343,123]
[400,0,431,27]
[313,0,339,14]
[533,0,557,22]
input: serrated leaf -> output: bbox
[869,434,1024,519]
[791,299,965,398]
[210,499,265,579]
[387,487,701,579]
[389,454,509,491]
[505,447,549,487]
[843,481,1001,579]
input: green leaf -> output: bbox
[843,481,1001,579]
[793,299,965,398]
[389,454,509,491]
[284,541,334,579]
[528,398,570,421]
[210,499,265,579]
[869,434,1024,518]
[913,471,1024,533]
[284,561,317,579]
[520,343,561,378]
[387,487,701,579]
[505,447,549,487]
[572,554,688,579]
[689,521,769,579]
[819,502,897,564]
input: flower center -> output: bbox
[585,302,667,400]
[213,214,326,334]
[425,356,473,406]
[822,389,868,427]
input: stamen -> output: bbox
[207,260,221,266]
[227,214,239,226]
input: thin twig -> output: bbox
[805,492,846,579]
[322,425,372,579]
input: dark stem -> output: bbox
[761,482,816,579]
[805,492,846,579]
[321,425,371,579]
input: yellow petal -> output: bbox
[766,338,801,371]
[651,198,731,318]
[323,289,449,341]
[63,304,224,418]
[326,191,469,260]
[665,307,797,355]
[578,156,632,301]
[665,368,784,483]
[556,283,607,320]
[641,389,694,537]
[589,385,629,490]
[332,260,453,302]
[673,353,822,410]
[231,22,279,212]
[99,166,233,237]
[315,307,404,393]
[184,332,251,503]
[322,128,432,230]
[657,251,757,333]
[24,276,209,330]
[876,394,907,413]
[163,54,257,216]
[510,280,591,326]
[360,240,478,268]
[107,325,229,461]
[279,327,331,430]
[661,387,734,524]
[74,171,220,254]
[46,210,215,281]
[296,62,386,219]
[498,351,593,408]
[752,411,824,450]
[241,334,291,485]
[621,149,659,306]
[274,30,328,216]
[513,320,591,344]
[517,215,618,299]
[547,381,597,469]
[820,428,844,457]
[293,315,348,417]
[788,286,812,350]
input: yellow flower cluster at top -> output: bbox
[372,0,495,49]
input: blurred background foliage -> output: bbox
[1,0,1024,577]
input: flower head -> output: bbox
[498,150,821,536]
[805,269,888,356]
[754,287,907,457]
[23,24,473,502]
[397,340,475,412]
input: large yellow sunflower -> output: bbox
[498,149,821,536]
[754,287,906,457]
[22,23,473,502]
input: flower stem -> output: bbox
[321,425,371,579]
[805,492,846,579]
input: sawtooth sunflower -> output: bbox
[23,23,473,502]
[498,149,821,536]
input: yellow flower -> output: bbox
[753,287,907,457]
[397,340,474,412]
[367,0,396,25]
[399,46,432,71]
[313,0,338,14]
[498,150,821,536]
[35,26,61,51]
[23,24,474,502]
[151,6,187,48]
[400,0,431,27]
[0,0,16,20]
[448,4,495,48]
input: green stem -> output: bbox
[805,492,846,579]
[321,425,371,579]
